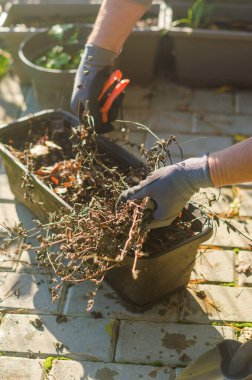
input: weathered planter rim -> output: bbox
[0,0,170,31]
[169,26,252,41]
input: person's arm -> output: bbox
[120,138,252,229]
[209,137,252,186]
[71,0,152,131]
[87,0,152,54]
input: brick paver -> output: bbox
[62,280,180,322]
[115,321,234,366]
[0,272,58,313]
[0,314,116,361]
[0,357,43,380]
[235,91,252,115]
[194,113,252,137]
[49,360,175,380]
[191,249,235,283]
[189,89,234,115]
[180,285,252,323]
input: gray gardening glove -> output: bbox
[120,155,213,229]
[71,44,116,133]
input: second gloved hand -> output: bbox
[71,44,116,133]
[120,155,213,229]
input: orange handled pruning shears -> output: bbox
[98,69,130,124]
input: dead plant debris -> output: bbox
[1,112,196,301]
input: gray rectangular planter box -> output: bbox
[0,1,101,83]
[169,3,252,87]
[0,109,213,311]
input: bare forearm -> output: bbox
[87,0,151,54]
[209,137,252,187]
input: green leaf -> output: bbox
[171,18,190,27]
[0,50,11,79]
[191,0,205,29]
[48,23,75,41]
[173,0,214,29]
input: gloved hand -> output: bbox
[120,155,213,229]
[71,44,116,133]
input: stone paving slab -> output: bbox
[194,186,252,218]
[0,239,23,272]
[0,73,28,125]
[194,113,252,137]
[123,84,152,110]
[180,285,252,323]
[150,80,193,112]
[0,357,43,380]
[115,321,234,366]
[19,86,41,119]
[146,111,192,134]
[49,359,175,380]
[0,169,16,201]
[16,248,50,274]
[191,249,235,283]
[0,314,116,361]
[203,218,252,249]
[235,91,252,115]
[189,89,234,115]
[62,280,180,322]
[235,250,252,286]
[0,272,58,314]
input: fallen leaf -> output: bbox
[233,134,247,143]
[51,176,59,185]
[236,261,251,274]
[45,140,62,150]
[30,144,49,156]
[215,85,233,94]
[54,186,68,195]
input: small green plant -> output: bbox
[35,24,83,70]
[44,356,70,374]
[172,0,213,29]
[0,49,12,80]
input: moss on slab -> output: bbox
[44,356,70,373]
